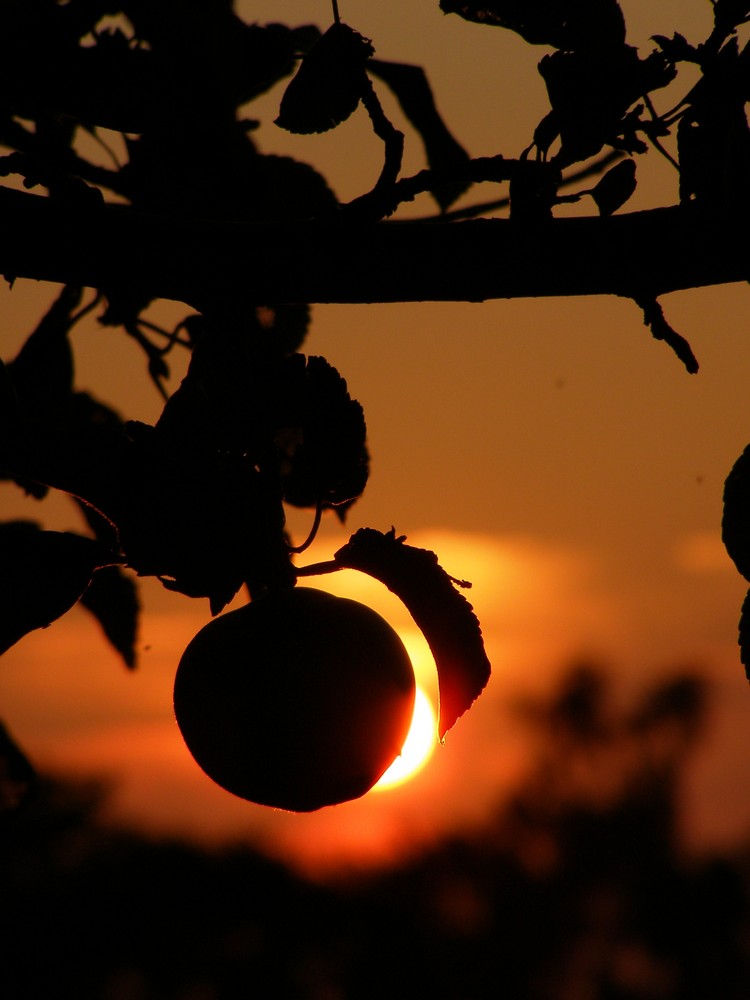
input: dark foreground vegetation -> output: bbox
[2,666,748,1000]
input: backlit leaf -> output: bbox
[333,527,491,738]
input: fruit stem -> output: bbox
[294,559,342,578]
[287,497,323,554]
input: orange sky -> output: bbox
[2,1,750,879]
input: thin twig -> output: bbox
[338,73,404,221]
[402,150,621,222]
[287,497,324,554]
[295,559,343,577]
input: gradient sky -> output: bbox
[1,1,750,879]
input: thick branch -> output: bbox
[0,186,746,311]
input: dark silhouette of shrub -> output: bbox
[1,667,747,999]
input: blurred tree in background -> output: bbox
[1,666,747,999]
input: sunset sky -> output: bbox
[2,0,750,880]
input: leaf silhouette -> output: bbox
[7,285,77,405]
[722,444,750,679]
[590,158,636,215]
[277,355,369,517]
[739,587,750,681]
[439,0,626,52]
[0,522,109,655]
[108,419,291,614]
[79,566,139,670]
[676,40,750,209]
[333,528,491,738]
[275,22,374,134]
[652,32,697,64]
[538,46,673,165]
[156,342,368,519]
[722,442,750,582]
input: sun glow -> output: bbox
[375,686,437,791]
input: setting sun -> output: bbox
[375,686,437,791]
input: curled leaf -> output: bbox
[333,528,491,738]
[275,22,374,134]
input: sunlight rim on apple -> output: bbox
[374,686,436,791]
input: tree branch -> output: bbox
[1,186,747,313]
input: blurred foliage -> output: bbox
[1,666,748,999]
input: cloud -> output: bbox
[9,526,746,880]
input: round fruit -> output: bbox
[173,587,416,811]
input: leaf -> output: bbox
[533,110,560,158]
[538,45,674,167]
[79,566,139,669]
[111,424,288,615]
[439,0,626,51]
[7,284,78,414]
[157,344,368,519]
[652,32,697,64]
[590,158,636,215]
[275,22,374,134]
[333,528,491,738]
[676,43,750,209]
[739,587,750,681]
[722,446,750,680]
[277,356,369,517]
[713,0,750,35]
[722,442,750,582]
[238,23,322,103]
[0,719,35,812]
[368,59,471,210]
[2,286,81,499]
[0,522,108,655]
